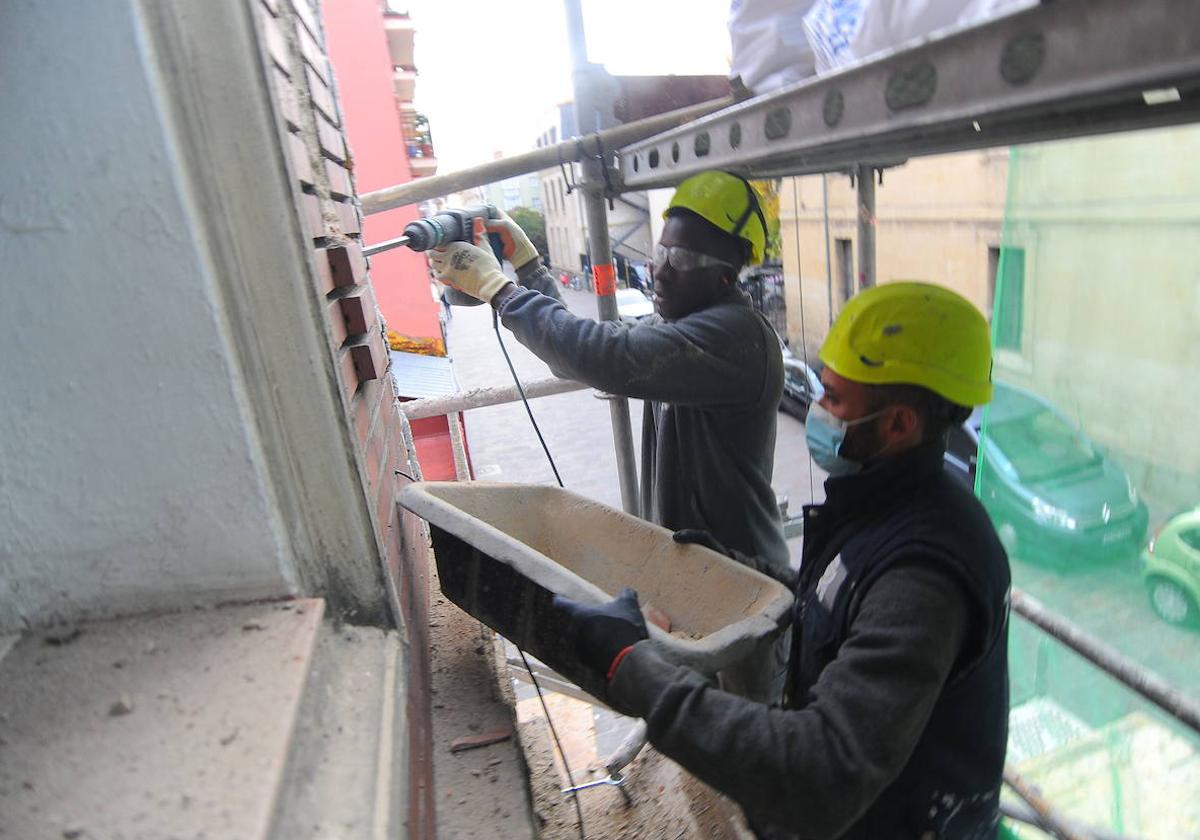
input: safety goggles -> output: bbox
[653,243,735,274]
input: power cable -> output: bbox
[792,177,818,507]
[518,649,587,840]
[492,308,564,488]
[491,302,584,839]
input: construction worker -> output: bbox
[553,283,1011,840]
[431,172,788,564]
[431,170,789,701]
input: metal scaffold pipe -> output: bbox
[562,0,640,515]
[397,377,589,420]
[359,98,730,216]
[1011,588,1200,736]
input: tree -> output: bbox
[750,179,783,264]
[507,206,549,260]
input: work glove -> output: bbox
[484,208,540,271]
[673,529,799,589]
[552,587,649,682]
[428,241,510,303]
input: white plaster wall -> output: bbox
[0,1,295,629]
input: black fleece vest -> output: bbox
[786,446,1010,840]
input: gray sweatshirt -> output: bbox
[606,561,970,840]
[498,263,789,571]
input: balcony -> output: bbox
[383,12,415,70]
[406,135,437,178]
[403,111,436,178]
[410,154,438,177]
[392,65,417,103]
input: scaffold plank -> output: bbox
[619,0,1200,188]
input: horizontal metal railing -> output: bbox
[398,377,588,421]
[359,97,731,214]
[1010,589,1200,735]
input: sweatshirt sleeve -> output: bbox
[514,260,563,300]
[496,286,772,408]
[607,561,969,839]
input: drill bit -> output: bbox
[362,235,410,257]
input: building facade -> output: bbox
[483,162,544,214]
[780,149,1009,357]
[2,0,452,834]
[324,3,441,344]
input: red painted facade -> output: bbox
[323,1,441,341]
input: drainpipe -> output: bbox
[822,173,833,325]
[855,164,875,289]
[563,0,639,515]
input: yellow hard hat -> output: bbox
[665,171,768,265]
[819,282,993,406]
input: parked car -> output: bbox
[779,343,822,421]
[945,381,1148,567]
[1141,505,1200,626]
[615,287,654,320]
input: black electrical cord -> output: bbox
[492,305,583,839]
[518,649,587,840]
[492,308,564,488]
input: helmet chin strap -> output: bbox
[729,176,768,244]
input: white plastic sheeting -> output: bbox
[730,0,1035,94]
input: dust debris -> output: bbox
[42,626,82,646]
[449,726,513,753]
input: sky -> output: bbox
[405,0,732,173]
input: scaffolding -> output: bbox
[367,0,1200,833]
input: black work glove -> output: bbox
[673,529,799,589]
[552,587,649,682]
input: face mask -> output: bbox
[805,402,887,477]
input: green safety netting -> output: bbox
[983,126,1200,838]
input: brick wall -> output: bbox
[254,1,435,833]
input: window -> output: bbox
[1181,528,1200,552]
[993,247,1025,351]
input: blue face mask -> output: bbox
[805,402,887,477]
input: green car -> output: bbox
[1141,505,1200,627]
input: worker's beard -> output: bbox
[838,412,892,466]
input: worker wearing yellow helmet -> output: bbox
[554,282,1012,839]
[806,280,994,476]
[431,170,787,701]
[665,167,769,263]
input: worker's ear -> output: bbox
[880,403,922,447]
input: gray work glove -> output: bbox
[673,529,799,589]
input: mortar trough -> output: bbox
[397,481,793,702]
